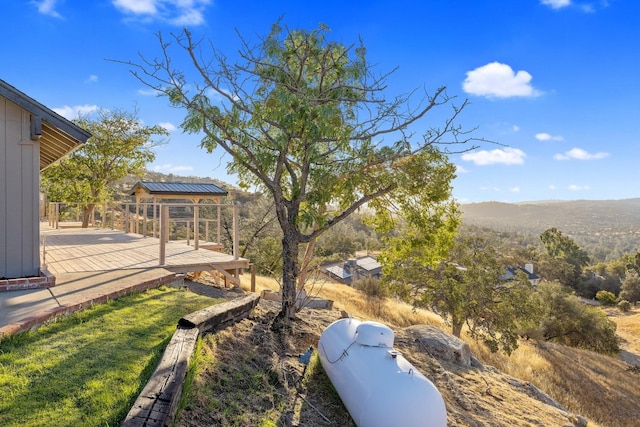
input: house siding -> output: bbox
[0,98,40,278]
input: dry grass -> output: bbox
[186,273,640,427]
[239,273,443,329]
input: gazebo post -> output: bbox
[159,204,169,265]
[194,197,200,250]
[135,195,140,235]
[217,205,221,246]
[152,197,157,238]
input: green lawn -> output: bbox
[0,286,220,427]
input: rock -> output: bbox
[504,374,567,412]
[406,325,472,367]
[470,355,484,369]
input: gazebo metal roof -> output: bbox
[130,181,228,199]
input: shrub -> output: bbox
[596,290,617,306]
[353,276,387,316]
[536,282,620,354]
[618,299,632,313]
[353,276,386,299]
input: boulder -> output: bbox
[406,325,472,367]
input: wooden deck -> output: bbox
[41,226,249,276]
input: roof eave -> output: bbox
[0,79,91,144]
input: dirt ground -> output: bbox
[176,281,589,427]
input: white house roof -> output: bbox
[356,256,381,271]
[326,265,352,279]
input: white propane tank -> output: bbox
[318,318,447,427]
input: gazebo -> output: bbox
[129,181,230,251]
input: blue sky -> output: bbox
[2,0,638,203]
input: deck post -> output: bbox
[251,263,256,292]
[217,205,221,247]
[124,204,129,233]
[135,200,140,235]
[233,203,239,261]
[194,201,200,250]
[159,204,169,265]
[153,201,157,238]
[142,203,147,237]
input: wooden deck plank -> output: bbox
[41,227,249,275]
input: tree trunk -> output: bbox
[280,231,300,320]
[297,238,316,291]
[452,320,463,338]
[81,204,95,228]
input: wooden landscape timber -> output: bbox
[122,293,260,427]
[179,292,261,334]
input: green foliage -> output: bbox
[381,234,541,355]
[353,276,387,299]
[620,270,640,304]
[540,228,590,290]
[536,282,619,354]
[41,109,167,226]
[540,227,590,267]
[316,215,380,258]
[595,290,617,306]
[618,299,632,312]
[131,22,477,318]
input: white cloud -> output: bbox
[553,147,609,160]
[138,88,162,96]
[53,104,99,120]
[541,0,571,9]
[158,122,177,132]
[510,187,521,193]
[463,62,541,98]
[513,125,520,132]
[152,164,194,173]
[34,0,62,18]
[169,8,205,26]
[112,0,157,14]
[112,0,210,26]
[461,147,526,166]
[535,132,564,141]
[541,0,609,12]
[86,75,99,83]
[568,184,590,191]
[549,184,557,190]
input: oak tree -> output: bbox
[381,234,540,354]
[41,109,167,227]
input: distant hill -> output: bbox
[461,199,640,260]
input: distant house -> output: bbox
[321,255,382,285]
[0,80,90,280]
[502,264,540,286]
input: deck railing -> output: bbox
[46,201,240,263]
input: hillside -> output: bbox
[461,199,640,260]
[177,275,640,427]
